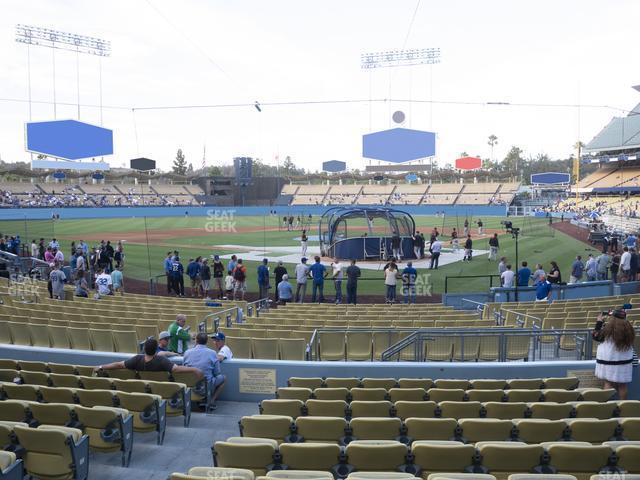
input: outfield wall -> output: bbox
[2,343,636,402]
[0,204,508,220]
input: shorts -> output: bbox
[190,277,201,287]
[211,375,226,388]
[234,281,246,292]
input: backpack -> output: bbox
[234,267,246,282]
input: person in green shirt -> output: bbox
[168,314,192,354]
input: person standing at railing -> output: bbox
[346,259,361,305]
[585,254,598,282]
[592,310,636,400]
[384,261,400,304]
[531,263,545,285]
[402,261,417,304]
[257,258,270,300]
[309,256,327,303]
[295,257,310,303]
[596,252,611,281]
[569,255,584,284]
[273,261,287,302]
[517,261,531,286]
[501,264,515,288]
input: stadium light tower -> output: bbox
[360,48,441,69]
[361,48,441,131]
[15,24,111,121]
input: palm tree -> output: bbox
[487,135,498,162]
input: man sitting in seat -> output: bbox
[211,332,233,362]
[184,333,226,410]
[95,338,203,377]
[157,331,178,357]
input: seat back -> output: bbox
[252,338,279,360]
[68,327,92,350]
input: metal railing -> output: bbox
[497,307,542,328]
[247,297,270,317]
[461,298,488,316]
[304,326,640,362]
[200,306,240,333]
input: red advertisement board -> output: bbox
[455,156,482,170]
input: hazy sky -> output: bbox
[1,0,639,172]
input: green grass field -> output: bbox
[0,215,599,297]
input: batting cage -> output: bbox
[318,206,416,261]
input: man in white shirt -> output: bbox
[294,257,310,303]
[30,240,38,257]
[501,264,515,288]
[429,239,442,269]
[621,247,632,281]
[95,268,113,296]
[53,249,64,264]
[332,257,343,304]
[211,332,233,362]
[49,238,59,249]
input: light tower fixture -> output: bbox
[15,24,111,57]
[360,48,440,69]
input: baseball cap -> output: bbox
[214,255,220,260]
[158,331,171,340]
[611,309,627,320]
[301,257,307,262]
[211,332,225,341]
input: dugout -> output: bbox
[318,206,416,260]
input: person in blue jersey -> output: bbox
[402,261,418,304]
[517,261,532,287]
[309,256,327,303]
[257,258,270,300]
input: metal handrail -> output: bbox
[498,307,542,328]
[308,326,623,363]
[201,306,239,333]
[461,298,488,316]
[247,297,270,317]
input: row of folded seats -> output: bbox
[258,399,640,420]
[0,357,212,410]
[210,437,640,480]
[170,469,640,480]
[0,380,177,446]
[286,377,581,390]
[276,387,614,403]
[239,414,640,444]
[0,424,90,480]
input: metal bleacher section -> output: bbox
[284,182,520,206]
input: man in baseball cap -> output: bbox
[210,332,233,362]
[157,331,177,357]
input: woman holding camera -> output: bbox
[593,309,636,400]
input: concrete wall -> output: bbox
[491,281,616,303]
[0,204,508,220]
[2,343,637,402]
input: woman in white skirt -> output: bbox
[592,309,636,400]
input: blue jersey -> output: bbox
[517,268,531,286]
[309,262,326,282]
[170,261,184,277]
[257,265,269,285]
